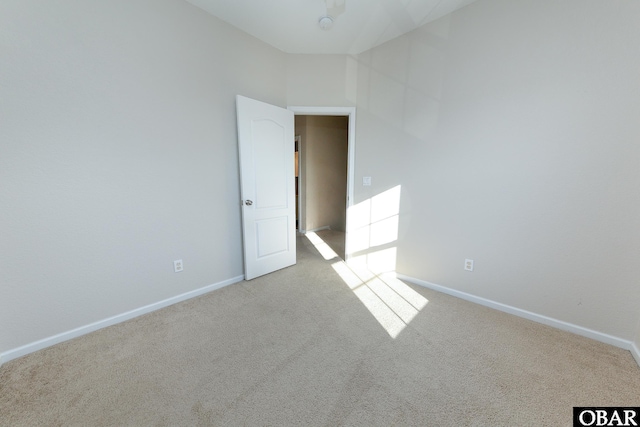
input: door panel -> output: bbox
[236,95,296,280]
[256,217,289,258]
[254,120,287,209]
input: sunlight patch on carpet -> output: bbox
[331,260,428,338]
[305,231,340,261]
[306,185,428,338]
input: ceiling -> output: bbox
[183,0,477,54]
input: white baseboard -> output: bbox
[0,275,244,366]
[300,226,330,234]
[632,342,640,367]
[397,274,638,363]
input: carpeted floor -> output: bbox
[1,234,639,426]
[315,229,345,260]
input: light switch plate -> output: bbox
[363,176,372,186]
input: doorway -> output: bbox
[289,107,356,261]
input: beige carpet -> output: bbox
[1,235,639,426]
[315,229,345,260]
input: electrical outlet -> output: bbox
[464,259,474,272]
[174,259,183,273]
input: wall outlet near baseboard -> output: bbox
[464,259,474,272]
[174,259,183,273]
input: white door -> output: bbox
[236,95,296,280]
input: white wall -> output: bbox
[286,55,353,107]
[0,0,286,356]
[352,0,640,341]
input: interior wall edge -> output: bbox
[0,275,245,367]
[632,342,640,368]
[397,273,638,367]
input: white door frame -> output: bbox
[294,134,303,232]
[287,106,356,261]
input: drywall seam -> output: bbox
[397,274,637,356]
[0,275,244,366]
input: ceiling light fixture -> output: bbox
[318,16,334,31]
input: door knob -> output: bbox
[245,200,253,206]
